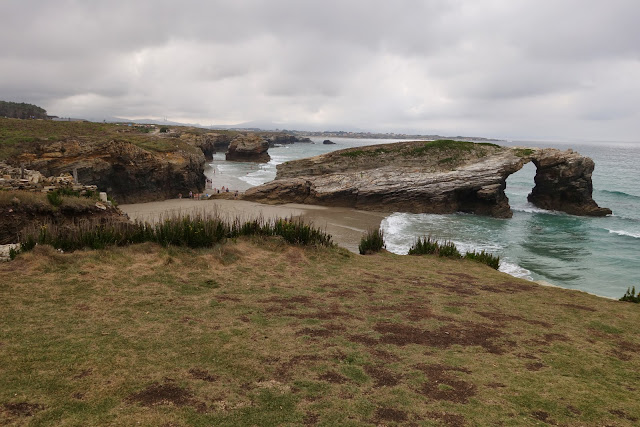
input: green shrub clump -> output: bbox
[18,214,333,253]
[620,286,639,303]
[359,228,385,255]
[464,249,500,270]
[159,126,169,133]
[409,236,499,269]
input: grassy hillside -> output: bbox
[1,240,638,425]
[0,239,640,425]
[0,118,232,160]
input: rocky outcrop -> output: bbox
[243,140,610,218]
[323,139,336,145]
[180,132,232,160]
[11,138,205,204]
[528,149,612,216]
[226,134,270,163]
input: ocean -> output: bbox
[204,137,640,299]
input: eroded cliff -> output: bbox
[243,140,611,218]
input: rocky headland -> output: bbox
[225,133,271,162]
[243,140,611,218]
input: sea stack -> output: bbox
[225,133,271,163]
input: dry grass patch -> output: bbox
[1,239,639,425]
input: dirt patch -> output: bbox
[73,368,93,379]
[318,371,348,384]
[291,304,353,320]
[375,407,408,422]
[262,295,312,305]
[372,301,453,322]
[528,333,570,347]
[618,340,640,352]
[475,311,551,328]
[369,349,399,362]
[609,409,638,422]
[303,412,319,425]
[531,410,557,425]
[327,290,358,298]
[296,327,334,337]
[349,334,380,347]
[215,295,240,302]
[479,281,537,294]
[425,411,466,426]
[188,368,217,382]
[416,364,475,403]
[374,321,505,354]
[559,303,597,312]
[3,402,44,417]
[525,362,547,371]
[364,365,400,387]
[275,355,322,380]
[486,382,506,388]
[610,349,632,361]
[127,382,194,407]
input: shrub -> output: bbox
[620,286,639,303]
[359,228,385,255]
[9,247,19,260]
[159,126,169,133]
[46,191,63,207]
[17,213,333,253]
[408,236,460,258]
[464,249,500,270]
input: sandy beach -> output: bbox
[120,199,390,253]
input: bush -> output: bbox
[464,249,500,270]
[46,191,63,207]
[9,247,19,260]
[359,228,385,255]
[18,213,333,253]
[620,286,639,303]
[159,126,169,133]
[409,236,499,269]
[408,236,460,258]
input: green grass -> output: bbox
[514,148,535,157]
[0,117,202,160]
[408,237,500,269]
[1,241,638,425]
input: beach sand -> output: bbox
[120,199,389,253]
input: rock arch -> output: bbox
[241,142,611,218]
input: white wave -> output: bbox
[239,169,276,186]
[512,203,553,214]
[606,229,640,239]
[499,261,533,281]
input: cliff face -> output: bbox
[12,138,205,204]
[243,141,610,218]
[226,134,270,163]
[180,132,232,160]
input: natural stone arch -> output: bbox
[240,141,611,218]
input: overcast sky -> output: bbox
[1,1,639,141]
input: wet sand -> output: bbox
[120,199,389,253]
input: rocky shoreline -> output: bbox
[242,140,611,218]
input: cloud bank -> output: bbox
[1,0,639,141]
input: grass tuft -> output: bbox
[18,213,333,253]
[464,249,500,270]
[358,228,385,255]
[620,286,639,303]
[409,236,499,269]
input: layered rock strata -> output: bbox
[226,134,270,162]
[11,138,205,204]
[243,141,610,218]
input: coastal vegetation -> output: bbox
[358,228,385,254]
[1,239,638,425]
[15,214,333,255]
[409,236,500,269]
[620,286,639,303]
[338,139,501,160]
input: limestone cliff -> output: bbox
[243,140,610,218]
[226,134,270,163]
[12,138,205,204]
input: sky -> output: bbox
[1,0,639,141]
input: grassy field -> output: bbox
[1,240,639,426]
[0,118,213,160]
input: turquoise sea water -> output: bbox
[204,138,640,299]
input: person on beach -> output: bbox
[178,193,182,199]
[189,191,193,199]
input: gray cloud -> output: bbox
[1,0,639,141]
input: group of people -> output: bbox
[178,185,239,200]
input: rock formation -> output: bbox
[11,138,205,204]
[180,132,232,160]
[243,140,611,218]
[226,134,270,163]
[323,139,336,145]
